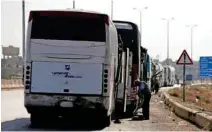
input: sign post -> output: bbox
[183,54,186,102]
[176,50,193,102]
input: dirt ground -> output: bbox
[168,84,212,113]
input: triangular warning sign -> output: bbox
[176,50,193,65]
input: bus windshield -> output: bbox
[113,22,138,48]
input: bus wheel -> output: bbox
[155,87,159,93]
[30,113,42,127]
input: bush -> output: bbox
[196,95,201,100]
[205,100,210,104]
[169,92,179,97]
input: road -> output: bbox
[1,89,202,131]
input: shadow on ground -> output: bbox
[1,117,107,131]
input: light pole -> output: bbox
[133,7,148,46]
[133,7,148,81]
[73,0,75,9]
[186,24,197,60]
[161,17,174,65]
[111,0,113,20]
[22,0,25,59]
[186,24,197,81]
[22,0,25,82]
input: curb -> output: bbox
[161,91,212,130]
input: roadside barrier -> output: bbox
[1,79,24,90]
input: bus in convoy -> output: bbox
[151,61,164,93]
[24,9,120,126]
[113,21,148,116]
[163,65,176,87]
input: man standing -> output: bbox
[134,79,151,120]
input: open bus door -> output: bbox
[114,35,128,121]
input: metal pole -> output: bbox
[190,27,193,81]
[139,11,142,80]
[111,0,113,20]
[22,0,25,59]
[73,0,75,9]
[140,11,142,46]
[191,27,193,60]
[22,0,25,82]
[167,20,170,66]
[183,53,186,102]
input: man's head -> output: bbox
[134,79,141,86]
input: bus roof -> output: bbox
[28,9,110,25]
[29,9,108,16]
[113,20,139,30]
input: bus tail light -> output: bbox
[25,63,32,91]
[103,69,108,94]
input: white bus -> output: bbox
[113,21,141,116]
[24,9,118,126]
[163,65,175,86]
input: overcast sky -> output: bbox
[1,0,212,61]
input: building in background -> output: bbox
[1,45,23,79]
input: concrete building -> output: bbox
[1,45,23,79]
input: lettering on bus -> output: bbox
[51,72,82,78]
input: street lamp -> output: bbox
[133,7,148,46]
[186,24,197,60]
[133,7,148,81]
[161,17,174,65]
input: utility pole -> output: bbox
[161,18,174,66]
[73,0,75,9]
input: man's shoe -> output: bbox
[143,117,149,120]
[114,119,121,124]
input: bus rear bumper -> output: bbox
[24,93,110,115]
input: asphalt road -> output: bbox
[1,89,202,131]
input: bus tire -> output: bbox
[30,113,42,127]
[104,115,111,127]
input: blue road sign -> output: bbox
[200,56,212,78]
[186,74,193,81]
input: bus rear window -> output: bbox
[30,15,106,42]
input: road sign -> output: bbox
[186,74,193,81]
[200,56,212,78]
[176,50,193,65]
[176,49,193,102]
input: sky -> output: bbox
[1,0,212,61]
